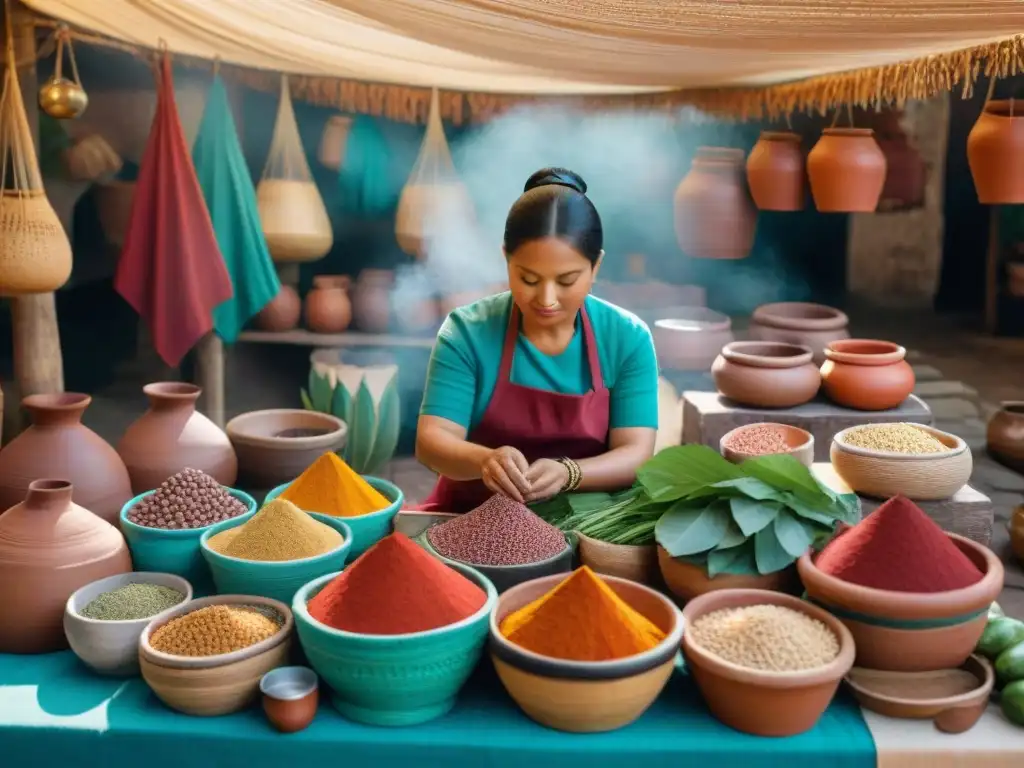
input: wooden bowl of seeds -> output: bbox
[830,423,972,501]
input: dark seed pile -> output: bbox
[428,494,566,566]
[127,468,248,530]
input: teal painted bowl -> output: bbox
[199,513,353,604]
[293,565,496,726]
[119,488,257,595]
[266,475,403,559]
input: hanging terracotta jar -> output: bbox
[968,100,1024,204]
[820,340,915,411]
[745,132,805,211]
[305,275,352,333]
[254,284,301,332]
[873,111,926,211]
[0,479,132,653]
[117,382,238,494]
[673,147,757,259]
[351,268,394,333]
[0,393,132,523]
[807,128,887,212]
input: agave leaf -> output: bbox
[300,388,313,410]
[308,368,334,413]
[364,374,401,474]
[348,378,378,472]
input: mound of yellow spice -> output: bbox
[281,452,390,518]
[207,498,343,561]
[149,604,282,657]
[499,566,666,662]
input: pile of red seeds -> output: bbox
[724,424,791,455]
[127,468,249,530]
[427,494,567,566]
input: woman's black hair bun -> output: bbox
[523,167,587,195]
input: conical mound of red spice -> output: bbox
[306,533,487,635]
[815,495,984,593]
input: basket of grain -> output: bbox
[830,423,972,501]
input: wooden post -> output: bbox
[194,332,225,428]
[985,206,1000,334]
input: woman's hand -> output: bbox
[524,458,569,503]
[480,446,532,502]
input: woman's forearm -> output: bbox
[416,426,491,482]
[574,443,652,491]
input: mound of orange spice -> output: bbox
[281,452,390,518]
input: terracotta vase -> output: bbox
[117,382,238,494]
[304,275,352,334]
[0,479,132,653]
[986,402,1024,474]
[807,128,887,212]
[819,339,915,411]
[967,100,1024,204]
[745,131,805,211]
[711,341,821,408]
[673,147,757,259]
[254,285,301,332]
[658,546,799,602]
[653,307,734,372]
[748,302,850,365]
[876,136,926,212]
[0,393,132,523]
[351,268,393,333]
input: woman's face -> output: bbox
[506,237,601,327]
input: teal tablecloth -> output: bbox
[0,652,875,767]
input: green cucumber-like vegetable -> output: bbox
[995,641,1024,687]
[1001,680,1024,726]
[977,617,1024,661]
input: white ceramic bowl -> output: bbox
[64,572,193,677]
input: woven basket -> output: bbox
[256,179,333,263]
[395,182,473,258]
[576,532,660,586]
[0,190,72,295]
[830,423,972,501]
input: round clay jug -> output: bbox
[711,341,821,408]
[967,100,1024,204]
[748,302,850,365]
[117,382,238,494]
[0,393,132,523]
[745,131,805,211]
[986,402,1024,474]
[673,147,757,259]
[0,479,132,653]
[254,284,301,332]
[819,339,915,411]
[304,275,352,333]
[653,307,734,372]
[807,128,887,212]
[351,268,393,333]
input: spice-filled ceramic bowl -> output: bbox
[64,571,192,677]
[119,487,257,595]
[265,475,403,559]
[720,423,814,467]
[261,665,319,733]
[798,533,1004,672]
[489,572,684,733]
[681,588,855,737]
[293,566,496,726]
[138,594,294,716]
[830,423,972,501]
[199,513,353,604]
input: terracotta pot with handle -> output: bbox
[745,131,805,211]
[807,128,887,212]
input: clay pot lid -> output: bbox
[821,128,875,138]
[983,99,1024,118]
[758,131,801,143]
[720,341,813,368]
[654,307,731,332]
[824,339,905,366]
[751,302,848,331]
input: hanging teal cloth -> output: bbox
[337,115,396,216]
[192,75,280,342]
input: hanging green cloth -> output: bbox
[338,115,396,216]
[192,75,280,342]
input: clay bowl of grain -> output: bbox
[489,572,684,733]
[681,588,855,737]
[720,422,814,467]
[64,572,192,677]
[830,422,972,500]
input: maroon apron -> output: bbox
[417,303,611,513]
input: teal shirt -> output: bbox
[420,292,659,432]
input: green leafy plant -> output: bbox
[531,487,660,545]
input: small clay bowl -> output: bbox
[720,423,814,467]
[845,654,994,734]
[260,665,319,733]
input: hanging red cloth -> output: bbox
[114,53,233,367]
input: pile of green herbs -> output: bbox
[530,445,859,575]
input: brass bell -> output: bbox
[39,76,88,120]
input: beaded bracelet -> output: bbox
[557,457,582,493]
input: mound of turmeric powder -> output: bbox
[280,452,391,518]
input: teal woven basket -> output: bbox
[200,513,353,603]
[265,475,403,559]
[119,488,257,596]
[293,565,496,726]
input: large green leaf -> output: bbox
[637,445,744,501]
[715,519,747,550]
[835,492,862,525]
[712,477,782,501]
[754,525,796,574]
[330,382,354,462]
[730,497,779,537]
[773,509,815,558]
[708,541,759,577]
[347,379,378,473]
[655,499,731,557]
[743,454,835,505]
[784,495,841,526]
[364,375,401,474]
[308,369,334,413]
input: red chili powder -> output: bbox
[814,495,984,593]
[306,532,487,634]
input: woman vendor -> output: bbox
[415,167,659,512]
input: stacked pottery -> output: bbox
[967,99,1024,204]
[711,342,820,408]
[351,268,393,333]
[748,302,849,365]
[819,340,915,411]
[673,147,757,259]
[807,129,887,212]
[305,275,352,333]
[254,285,301,332]
[117,382,238,494]
[745,131,805,211]
[653,307,734,372]
[0,393,132,523]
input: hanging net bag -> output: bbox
[395,88,473,259]
[256,75,332,263]
[0,35,71,295]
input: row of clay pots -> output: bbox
[712,338,915,411]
